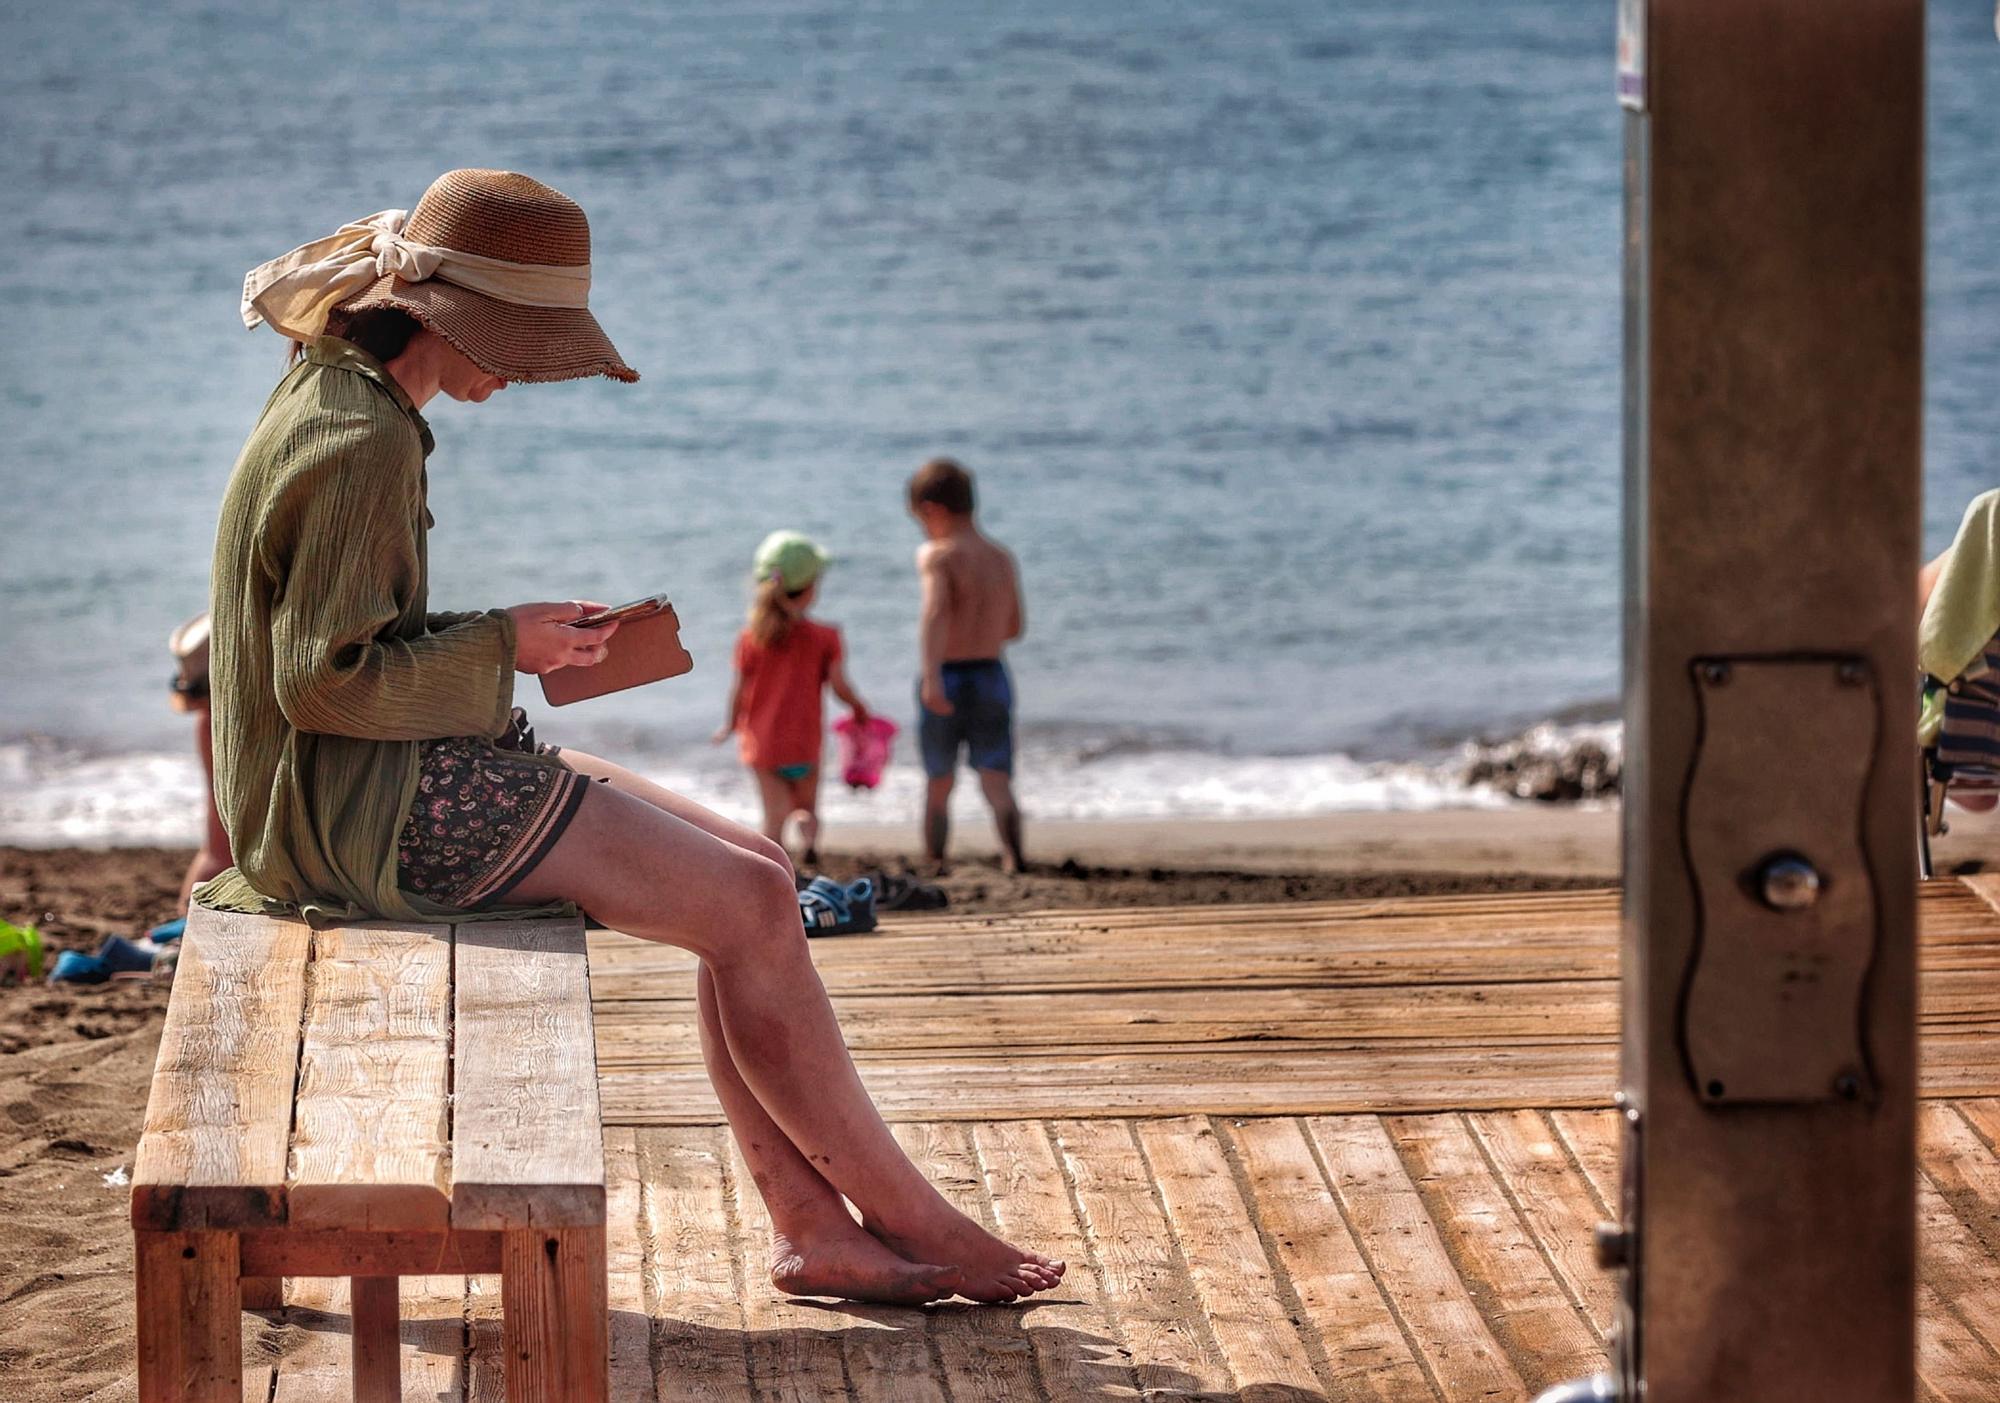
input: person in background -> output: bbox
[1919,491,2000,813]
[907,458,1027,873]
[168,612,234,914]
[716,531,871,868]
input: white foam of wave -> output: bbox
[0,734,1512,848]
[0,739,210,847]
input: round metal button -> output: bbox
[1756,853,1822,911]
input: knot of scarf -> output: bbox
[241,209,592,342]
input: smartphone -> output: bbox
[569,594,671,629]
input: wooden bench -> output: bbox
[130,908,609,1402]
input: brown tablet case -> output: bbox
[539,602,695,707]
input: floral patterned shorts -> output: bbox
[395,710,592,911]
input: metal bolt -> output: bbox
[1594,1223,1633,1271]
[1837,660,1867,686]
[1755,852,1822,911]
[1835,1073,1862,1100]
[1700,661,1731,686]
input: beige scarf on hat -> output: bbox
[240,210,593,341]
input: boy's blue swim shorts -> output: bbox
[917,659,1014,778]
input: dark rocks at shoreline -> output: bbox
[1460,727,1622,803]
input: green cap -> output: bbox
[753,530,829,592]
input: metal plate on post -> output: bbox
[1679,656,1879,1105]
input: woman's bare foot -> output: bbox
[865,1204,1065,1303]
[769,1213,962,1305]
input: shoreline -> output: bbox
[824,804,1623,879]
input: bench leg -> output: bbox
[501,1226,609,1403]
[135,1230,242,1403]
[352,1274,401,1402]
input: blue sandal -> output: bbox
[797,876,878,937]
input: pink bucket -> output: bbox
[833,714,898,789]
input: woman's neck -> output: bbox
[382,337,447,409]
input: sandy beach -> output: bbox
[1,803,1990,1399]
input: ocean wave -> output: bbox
[0,718,1626,848]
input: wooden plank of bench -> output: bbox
[131,908,311,1231]
[287,922,454,1231]
[451,917,606,1230]
[237,1228,502,1277]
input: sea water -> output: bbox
[2,1,1996,843]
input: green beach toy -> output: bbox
[0,919,45,982]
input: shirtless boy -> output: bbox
[909,458,1027,872]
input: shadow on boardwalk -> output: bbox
[270,1303,1333,1401]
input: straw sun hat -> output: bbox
[243,168,637,384]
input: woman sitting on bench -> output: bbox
[200,169,1061,1306]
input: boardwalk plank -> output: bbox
[973,1120,1145,1402]
[1052,1118,1235,1396]
[1921,1104,2000,1258]
[1227,1117,1435,1402]
[590,930,1620,1000]
[1548,1111,1620,1213]
[894,1122,1041,1403]
[1136,1116,1324,1393]
[600,1043,1622,1125]
[1919,1279,2000,1403]
[1311,1115,1527,1403]
[1920,1172,2000,1356]
[603,1129,659,1403]
[591,981,1625,1063]
[1468,1110,1619,1335]
[637,1125,754,1401]
[1387,1114,1603,1392]
[725,1137,853,1402]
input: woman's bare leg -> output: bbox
[546,751,1061,1302]
[569,751,955,1301]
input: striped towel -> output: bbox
[1936,639,2000,781]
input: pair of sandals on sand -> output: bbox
[793,871,948,936]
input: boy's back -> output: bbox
[919,528,1023,662]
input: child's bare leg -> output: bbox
[976,769,1026,874]
[923,774,954,871]
[540,752,1061,1301]
[791,767,821,867]
[752,768,793,851]
[177,708,233,914]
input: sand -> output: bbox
[1,802,1990,1398]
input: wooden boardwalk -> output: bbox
[256,881,2000,1401]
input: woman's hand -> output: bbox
[507,601,621,675]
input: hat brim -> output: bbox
[338,274,638,384]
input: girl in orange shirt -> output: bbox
[716,531,871,867]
